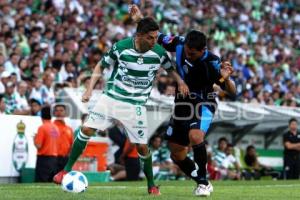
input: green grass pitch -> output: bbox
[1,180,300,200]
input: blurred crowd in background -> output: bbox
[0,0,300,116]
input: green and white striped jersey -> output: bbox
[100,37,173,105]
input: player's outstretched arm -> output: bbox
[82,63,103,103]
[167,69,189,97]
[220,61,236,96]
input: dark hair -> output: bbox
[289,117,297,125]
[29,98,41,106]
[246,145,255,152]
[136,17,159,34]
[185,30,207,51]
[41,106,51,120]
[218,137,228,144]
[54,104,66,110]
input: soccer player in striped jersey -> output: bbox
[130,5,236,197]
[53,17,189,196]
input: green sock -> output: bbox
[140,153,155,188]
[64,128,90,172]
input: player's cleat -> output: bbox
[148,186,161,196]
[194,184,210,197]
[53,170,68,184]
[207,181,213,193]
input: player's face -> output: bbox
[137,30,158,52]
[54,106,66,118]
[218,140,227,151]
[289,121,297,132]
[184,45,205,62]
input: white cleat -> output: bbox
[207,182,213,193]
[194,184,210,197]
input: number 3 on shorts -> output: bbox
[136,106,142,116]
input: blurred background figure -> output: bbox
[53,104,73,172]
[283,118,300,179]
[34,106,60,182]
[120,139,140,181]
[244,145,280,180]
[220,144,241,180]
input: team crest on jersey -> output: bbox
[183,65,189,74]
[137,57,143,65]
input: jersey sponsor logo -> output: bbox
[121,76,151,88]
[89,111,106,121]
[138,130,144,137]
[183,65,189,74]
[133,125,147,129]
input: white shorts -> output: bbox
[84,94,148,144]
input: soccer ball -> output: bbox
[61,171,88,193]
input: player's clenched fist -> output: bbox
[129,4,143,22]
[220,61,233,80]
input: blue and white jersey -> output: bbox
[158,33,225,103]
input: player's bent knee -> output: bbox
[81,126,96,137]
[189,130,205,144]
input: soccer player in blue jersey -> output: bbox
[130,5,236,196]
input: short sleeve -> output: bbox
[34,126,44,146]
[283,132,289,143]
[160,51,174,71]
[100,43,118,68]
[157,33,184,52]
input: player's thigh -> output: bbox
[168,142,188,161]
[83,95,113,131]
[192,103,216,133]
[118,105,148,144]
